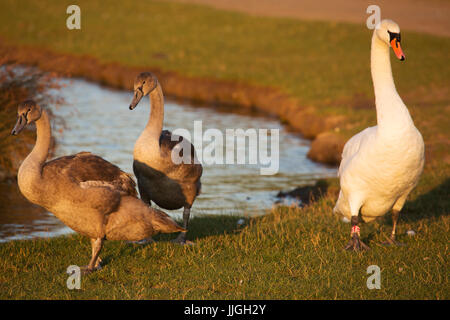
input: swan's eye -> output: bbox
[387,30,401,43]
[143,81,146,84]
[387,30,393,40]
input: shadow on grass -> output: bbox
[157,214,249,242]
[96,214,252,268]
[379,178,450,228]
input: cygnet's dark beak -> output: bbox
[129,89,143,110]
[11,114,27,135]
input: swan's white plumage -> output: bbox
[333,20,425,223]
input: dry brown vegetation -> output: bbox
[0,62,62,180]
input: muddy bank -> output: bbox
[275,180,328,207]
[0,40,345,165]
[275,179,340,207]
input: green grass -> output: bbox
[0,0,449,108]
[0,0,448,299]
[0,175,447,299]
[0,0,448,154]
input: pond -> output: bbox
[0,78,336,241]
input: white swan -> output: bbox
[333,20,425,250]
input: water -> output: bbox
[0,78,336,241]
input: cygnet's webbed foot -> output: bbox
[81,263,102,275]
[127,237,155,245]
[171,233,194,246]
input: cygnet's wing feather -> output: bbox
[159,130,203,182]
[43,152,137,197]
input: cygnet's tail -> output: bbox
[105,196,185,241]
[150,208,186,234]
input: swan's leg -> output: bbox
[382,191,410,246]
[382,209,405,246]
[344,197,369,251]
[345,216,370,251]
[173,207,193,245]
[82,238,104,274]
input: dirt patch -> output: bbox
[307,132,346,164]
[0,40,346,165]
[276,180,328,205]
[168,0,450,38]
[275,179,337,206]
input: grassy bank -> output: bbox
[0,0,448,104]
[0,0,448,299]
[0,0,449,163]
[0,176,447,299]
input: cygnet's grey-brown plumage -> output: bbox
[129,72,202,244]
[11,100,185,272]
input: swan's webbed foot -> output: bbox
[381,234,406,247]
[344,218,370,251]
[345,234,370,251]
[381,210,405,246]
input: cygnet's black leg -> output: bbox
[173,207,193,245]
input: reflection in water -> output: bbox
[0,78,336,242]
[0,183,72,241]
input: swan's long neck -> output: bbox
[146,83,164,140]
[371,34,413,131]
[29,110,51,166]
[134,83,164,159]
[18,110,51,196]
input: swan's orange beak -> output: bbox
[390,38,405,61]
